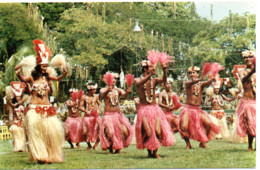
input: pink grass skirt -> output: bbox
[178,104,220,143]
[164,111,179,132]
[236,98,256,137]
[100,111,134,150]
[65,117,83,143]
[82,110,101,143]
[135,104,175,151]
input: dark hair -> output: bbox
[31,65,49,81]
[142,66,149,73]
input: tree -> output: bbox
[54,7,154,81]
[0,3,40,58]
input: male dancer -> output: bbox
[134,60,174,158]
[178,66,220,149]
[99,73,134,154]
[65,90,82,149]
[79,82,102,150]
[236,50,256,151]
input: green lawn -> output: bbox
[0,133,255,169]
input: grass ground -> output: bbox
[0,133,256,169]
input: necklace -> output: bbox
[86,95,95,112]
[165,91,173,106]
[140,75,153,103]
[108,87,119,107]
[71,105,77,114]
[212,94,224,107]
[193,82,202,96]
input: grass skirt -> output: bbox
[164,111,179,132]
[24,105,64,163]
[100,111,133,150]
[65,117,83,143]
[210,110,230,139]
[236,98,256,137]
[135,104,175,151]
[82,110,101,143]
[229,116,248,143]
[178,104,220,143]
[9,122,26,152]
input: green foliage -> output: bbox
[54,7,154,79]
[36,3,73,30]
[0,3,40,57]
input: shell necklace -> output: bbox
[86,95,95,112]
[193,82,202,96]
[108,87,119,107]
[212,94,224,107]
[165,91,173,106]
[71,102,78,114]
[140,75,153,103]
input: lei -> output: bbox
[140,75,154,103]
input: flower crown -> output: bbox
[188,66,200,72]
[242,50,256,57]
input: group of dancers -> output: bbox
[4,39,255,164]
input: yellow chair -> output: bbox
[0,126,12,140]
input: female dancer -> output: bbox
[15,39,67,163]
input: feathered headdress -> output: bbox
[33,39,51,65]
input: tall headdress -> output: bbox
[10,82,26,97]
[33,39,51,65]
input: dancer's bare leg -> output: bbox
[180,112,191,149]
